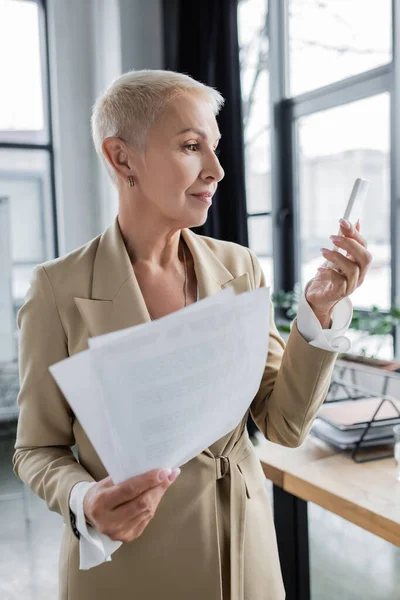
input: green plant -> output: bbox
[349,305,400,357]
[351,305,400,335]
[271,286,400,357]
[271,283,302,333]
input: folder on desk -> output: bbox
[310,397,400,450]
[318,397,400,430]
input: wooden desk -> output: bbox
[255,437,400,600]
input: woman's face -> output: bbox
[131,94,225,228]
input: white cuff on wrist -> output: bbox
[70,481,122,570]
[296,293,353,353]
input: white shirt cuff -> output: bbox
[296,292,353,353]
[69,481,122,570]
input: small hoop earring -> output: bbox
[127,175,135,188]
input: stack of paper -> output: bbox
[50,287,270,484]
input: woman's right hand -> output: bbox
[83,467,181,543]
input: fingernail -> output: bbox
[158,469,172,482]
[321,247,329,254]
[339,218,351,229]
[330,235,342,243]
[168,468,181,482]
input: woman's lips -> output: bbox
[192,194,212,204]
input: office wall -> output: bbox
[46,0,164,255]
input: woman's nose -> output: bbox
[202,152,225,183]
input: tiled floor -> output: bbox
[0,430,62,600]
[308,502,400,600]
[1,429,399,600]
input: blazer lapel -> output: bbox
[74,277,148,338]
[181,227,251,299]
[74,218,150,338]
[74,218,251,339]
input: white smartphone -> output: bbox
[326,178,369,269]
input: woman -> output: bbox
[13,70,371,600]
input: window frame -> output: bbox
[0,0,59,256]
[246,0,399,355]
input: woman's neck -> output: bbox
[117,213,184,269]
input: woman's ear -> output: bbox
[102,137,132,180]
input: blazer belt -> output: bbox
[208,431,255,600]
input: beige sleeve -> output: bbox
[247,249,337,447]
[13,266,94,528]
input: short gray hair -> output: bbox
[91,69,225,185]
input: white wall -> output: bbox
[90,0,122,234]
[47,0,164,255]
[47,0,99,254]
[0,198,14,361]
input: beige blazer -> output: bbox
[13,218,337,600]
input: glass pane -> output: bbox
[238,0,271,214]
[288,0,392,96]
[0,0,47,143]
[248,215,274,289]
[0,149,55,361]
[297,93,390,311]
[345,330,394,361]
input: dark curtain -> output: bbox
[163,0,260,438]
[162,0,249,247]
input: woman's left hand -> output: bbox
[305,219,373,328]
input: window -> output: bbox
[238,0,397,358]
[0,149,55,307]
[297,93,391,310]
[288,0,392,96]
[238,0,273,288]
[0,0,56,363]
[247,215,273,285]
[0,0,48,143]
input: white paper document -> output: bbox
[50,287,270,484]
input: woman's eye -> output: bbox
[184,144,221,156]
